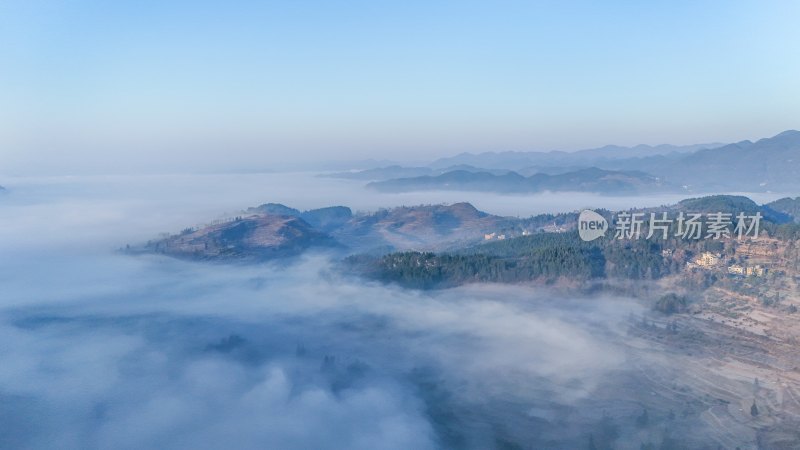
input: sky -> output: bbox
[1,0,799,174]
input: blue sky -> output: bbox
[1,1,799,173]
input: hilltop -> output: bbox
[767,196,800,222]
[137,194,800,264]
[141,214,338,261]
[138,202,514,261]
[331,202,510,252]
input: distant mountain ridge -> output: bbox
[319,141,722,181]
[648,130,800,190]
[319,164,510,181]
[428,142,724,170]
[430,130,800,192]
[367,167,670,194]
[331,130,800,193]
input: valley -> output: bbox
[129,192,800,449]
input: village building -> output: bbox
[728,264,745,275]
[695,252,721,268]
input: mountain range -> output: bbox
[427,142,723,170]
[140,202,514,260]
[366,167,669,194]
[139,195,800,262]
[646,130,800,190]
[319,164,512,181]
[322,130,800,193]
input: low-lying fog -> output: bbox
[0,173,783,449]
[2,173,787,250]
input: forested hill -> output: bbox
[346,232,680,289]
[138,194,800,264]
[346,211,800,290]
[767,197,800,223]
